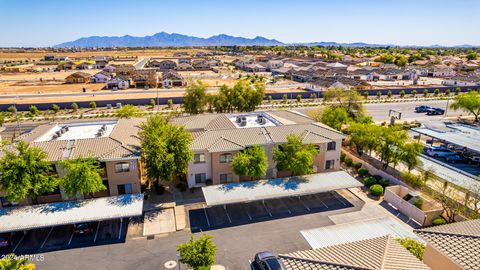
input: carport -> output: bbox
[412,124,480,154]
[0,194,143,253]
[202,171,362,206]
[190,171,362,232]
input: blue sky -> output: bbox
[1,0,479,47]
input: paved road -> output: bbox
[133,57,150,69]
[364,99,461,123]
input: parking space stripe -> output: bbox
[262,200,272,217]
[298,196,310,211]
[203,204,211,227]
[68,227,75,245]
[93,221,101,242]
[223,205,232,223]
[40,227,54,249]
[12,233,25,253]
[244,204,253,220]
[314,194,329,208]
[279,199,292,214]
[118,219,123,239]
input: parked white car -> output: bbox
[425,146,456,158]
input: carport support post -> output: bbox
[118,218,123,239]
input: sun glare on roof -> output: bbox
[227,112,281,128]
[35,121,117,142]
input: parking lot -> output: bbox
[0,219,129,255]
[189,191,353,232]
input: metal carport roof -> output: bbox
[202,171,362,206]
[412,124,480,154]
[0,194,144,233]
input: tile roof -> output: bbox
[280,235,429,270]
[415,219,480,270]
[13,118,141,161]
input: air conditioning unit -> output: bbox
[257,115,266,125]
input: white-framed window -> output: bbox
[115,162,130,173]
[193,153,206,164]
[195,173,206,184]
[325,160,335,170]
[219,173,233,184]
[219,153,233,163]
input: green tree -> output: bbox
[139,115,193,189]
[0,254,36,270]
[177,234,216,270]
[411,89,417,97]
[29,105,39,116]
[184,81,208,114]
[466,52,477,60]
[399,90,405,98]
[423,89,429,97]
[320,107,351,131]
[445,89,451,96]
[0,141,58,202]
[71,102,79,111]
[376,126,409,169]
[89,101,97,109]
[434,88,440,96]
[396,238,425,260]
[52,104,60,114]
[272,134,319,176]
[59,157,106,198]
[322,87,364,119]
[449,91,480,121]
[7,105,17,114]
[387,90,392,98]
[296,94,302,103]
[167,99,173,109]
[149,99,156,108]
[231,146,268,180]
[363,91,369,99]
[115,104,143,119]
[376,91,382,99]
[399,142,424,171]
[347,122,381,155]
[282,94,288,104]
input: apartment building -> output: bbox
[0,119,144,207]
[171,110,346,188]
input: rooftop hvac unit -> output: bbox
[257,115,266,125]
[106,104,112,109]
[52,134,58,140]
[239,118,247,127]
[101,124,107,131]
[116,103,122,109]
[236,116,243,123]
[65,126,69,131]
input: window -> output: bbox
[219,153,233,163]
[325,160,335,170]
[219,173,233,184]
[194,153,206,164]
[115,162,130,173]
[327,141,336,151]
[195,173,206,184]
[117,183,133,195]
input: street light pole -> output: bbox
[445,98,450,118]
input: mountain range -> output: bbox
[54,32,477,48]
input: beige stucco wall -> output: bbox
[211,151,240,185]
[187,152,212,187]
[423,244,462,270]
[105,159,141,195]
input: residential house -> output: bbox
[0,119,144,207]
[192,59,210,70]
[106,77,130,90]
[75,62,94,70]
[132,69,157,88]
[112,64,135,75]
[266,60,284,71]
[171,111,345,188]
[161,70,186,88]
[65,72,91,84]
[178,58,192,64]
[93,59,109,69]
[90,71,111,83]
[428,65,456,77]
[309,76,366,91]
[148,59,177,70]
[175,63,194,71]
[103,65,116,73]
[416,219,480,270]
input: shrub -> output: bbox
[400,171,424,188]
[434,88,440,96]
[353,162,362,170]
[445,89,451,96]
[149,99,156,108]
[414,198,423,209]
[399,90,405,98]
[364,176,377,187]
[373,175,383,181]
[29,105,39,116]
[340,152,346,162]
[387,90,392,98]
[52,104,60,113]
[423,89,429,97]
[378,178,390,188]
[358,168,369,177]
[369,184,384,197]
[296,94,302,102]
[176,182,188,192]
[376,91,382,98]
[71,102,79,111]
[89,101,97,109]
[455,87,461,95]
[432,217,447,226]
[344,157,353,167]
[411,89,417,97]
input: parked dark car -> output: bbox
[426,108,445,115]
[254,251,286,270]
[415,105,431,113]
[0,237,11,248]
[73,223,94,236]
[445,154,467,164]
